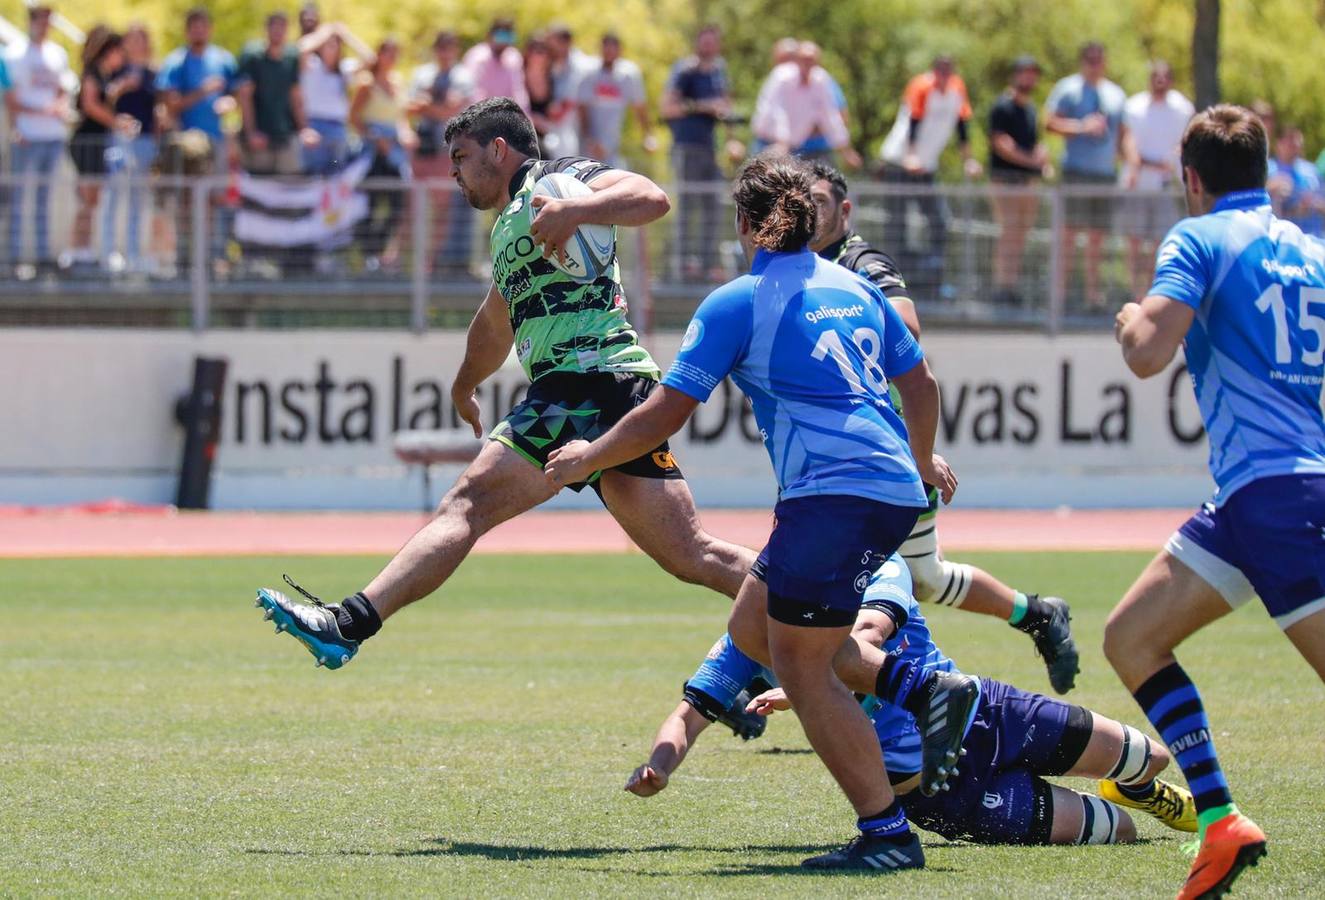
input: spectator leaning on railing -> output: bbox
[67,26,125,269]
[1119,60,1193,297]
[236,11,315,176]
[463,18,528,112]
[1044,41,1126,310]
[349,38,416,273]
[987,55,1050,307]
[156,7,240,273]
[878,54,981,299]
[661,23,733,281]
[5,4,72,275]
[576,33,655,169]
[750,41,859,168]
[101,22,163,275]
[409,29,477,274]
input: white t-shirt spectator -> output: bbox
[1123,89,1195,189]
[752,63,849,152]
[880,72,973,173]
[577,58,645,160]
[6,38,71,142]
[302,55,355,123]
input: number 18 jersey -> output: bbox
[663,248,927,507]
[1152,188,1325,503]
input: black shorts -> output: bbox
[70,135,108,176]
[490,371,683,492]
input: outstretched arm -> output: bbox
[625,701,713,797]
[452,283,515,437]
[544,386,697,487]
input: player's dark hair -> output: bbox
[1180,104,1268,196]
[444,97,541,159]
[809,161,849,203]
[733,154,817,252]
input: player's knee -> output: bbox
[1101,608,1140,670]
[1146,740,1173,779]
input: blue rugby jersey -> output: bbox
[663,248,927,507]
[683,554,959,776]
[1151,189,1325,503]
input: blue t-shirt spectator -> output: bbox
[156,44,239,140]
[664,56,728,148]
[1046,73,1125,177]
[1268,156,1324,237]
[0,56,10,91]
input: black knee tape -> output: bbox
[1042,706,1094,776]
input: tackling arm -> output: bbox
[625,701,713,797]
[544,387,698,487]
[1115,295,1195,379]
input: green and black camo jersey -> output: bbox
[491,157,659,383]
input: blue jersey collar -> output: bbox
[751,246,810,274]
[1212,189,1271,213]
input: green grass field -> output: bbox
[3,551,1322,897]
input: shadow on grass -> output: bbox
[247,839,829,862]
[751,747,814,756]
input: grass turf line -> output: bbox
[1,552,1321,897]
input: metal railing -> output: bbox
[0,171,1185,333]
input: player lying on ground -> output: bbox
[1106,104,1325,899]
[253,97,758,667]
[808,162,1078,693]
[627,554,1196,859]
[545,155,981,872]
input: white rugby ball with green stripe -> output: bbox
[531,172,617,282]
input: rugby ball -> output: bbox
[530,172,616,282]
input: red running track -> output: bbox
[0,507,1189,558]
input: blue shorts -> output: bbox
[902,678,1093,845]
[1167,474,1325,630]
[753,495,921,627]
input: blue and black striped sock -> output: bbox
[1133,662,1235,835]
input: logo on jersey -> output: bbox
[982,792,1004,810]
[1261,258,1318,281]
[504,196,526,217]
[517,337,532,361]
[651,451,677,470]
[854,570,872,593]
[804,304,866,324]
[681,319,705,351]
[879,560,902,579]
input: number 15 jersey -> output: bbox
[663,248,927,507]
[1151,188,1325,504]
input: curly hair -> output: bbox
[732,154,817,252]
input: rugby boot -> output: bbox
[1099,778,1198,832]
[914,670,981,797]
[255,575,358,670]
[1023,595,1080,694]
[801,831,925,872]
[1176,812,1266,900]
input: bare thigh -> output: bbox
[1064,713,1168,783]
[1103,549,1234,691]
[727,573,771,667]
[1284,606,1325,682]
[599,470,756,598]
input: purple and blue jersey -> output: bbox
[1151,189,1325,504]
[663,248,927,507]
[683,554,958,776]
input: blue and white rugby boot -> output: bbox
[255,575,358,669]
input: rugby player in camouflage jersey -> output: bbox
[807,162,1080,694]
[254,98,756,667]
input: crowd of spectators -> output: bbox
[0,5,1319,305]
